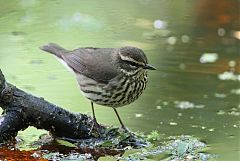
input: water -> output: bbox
[0,0,239,160]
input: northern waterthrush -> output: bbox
[40,43,156,129]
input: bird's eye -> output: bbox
[129,61,138,67]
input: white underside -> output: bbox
[55,56,75,75]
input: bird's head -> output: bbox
[116,46,156,76]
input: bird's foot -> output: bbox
[89,118,102,136]
[119,126,133,135]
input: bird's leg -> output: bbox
[113,108,126,130]
[91,101,97,123]
[89,102,100,134]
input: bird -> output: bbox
[40,43,156,129]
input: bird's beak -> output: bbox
[144,64,156,70]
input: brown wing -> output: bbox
[62,48,119,84]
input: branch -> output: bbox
[0,68,147,160]
[0,69,102,142]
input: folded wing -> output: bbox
[62,48,119,84]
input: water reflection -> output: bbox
[58,12,103,32]
[0,0,239,160]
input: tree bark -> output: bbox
[0,69,102,142]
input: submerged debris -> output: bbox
[174,101,205,109]
[200,53,218,63]
[43,152,93,161]
[216,107,240,117]
[215,93,227,98]
[119,135,216,161]
[218,71,240,81]
[231,88,240,95]
[135,113,143,118]
[1,128,217,160]
[169,122,178,126]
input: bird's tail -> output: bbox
[40,43,68,58]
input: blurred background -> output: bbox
[0,0,239,160]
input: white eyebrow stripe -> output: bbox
[119,53,145,66]
[120,67,142,76]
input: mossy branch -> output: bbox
[0,69,147,160]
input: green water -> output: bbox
[0,0,239,160]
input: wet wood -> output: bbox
[0,68,146,161]
[0,69,102,142]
